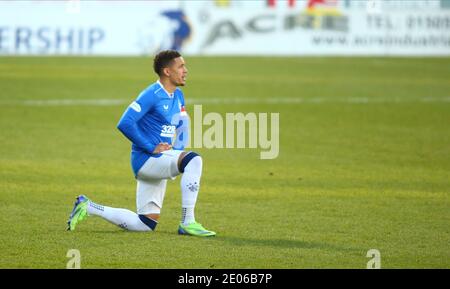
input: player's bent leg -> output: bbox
[136,177,165,231]
[67,195,157,232]
[86,199,157,231]
[177,152,216,237]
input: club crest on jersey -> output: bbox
[178,100,187,116]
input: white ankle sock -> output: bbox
[87,201,155,231]
[181,155,202,225]
[181,207,195,225]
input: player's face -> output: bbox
[168,57,188,87]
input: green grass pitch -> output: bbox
[0,56,449,268]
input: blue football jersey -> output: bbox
[117,81,187,176]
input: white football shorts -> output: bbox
[136,149,184,215]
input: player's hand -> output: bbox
[153,142,172,154]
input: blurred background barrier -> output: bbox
[1,0,449,56]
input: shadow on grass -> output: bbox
[209,235,358,252]
[83,230,359,253]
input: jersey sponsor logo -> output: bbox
[163,104,169,110]
[160,125,176,138]
[130,101,141,112]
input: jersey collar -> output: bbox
[157,80,175,98]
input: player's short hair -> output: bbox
[153,50,182,76]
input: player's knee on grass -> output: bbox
[138,214,158,231]
[139,202,160,230]
[145,214,160,222]
[178,151,202,173]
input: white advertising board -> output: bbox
[0,0,449,56]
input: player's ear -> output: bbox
[163,67,170,77]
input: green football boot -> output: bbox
[67,195,89,231]
[178,222,216,237]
